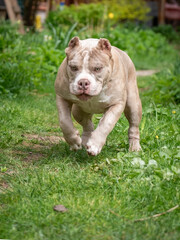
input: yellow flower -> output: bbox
[108,13,114,19]
[156,135,159,139]
[172,110,176,114]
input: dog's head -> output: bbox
[65,37,113,101]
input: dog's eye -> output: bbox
[94,67,102,72]
[70,66,78,71]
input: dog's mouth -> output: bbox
[77,93,92,101]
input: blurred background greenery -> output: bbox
[0,0,179,102]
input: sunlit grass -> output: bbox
[0,73,179,239]
[0,21,179,240]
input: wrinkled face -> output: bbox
[66,38,113,101]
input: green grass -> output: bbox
[0,73,179,240]
[0,21,180,240]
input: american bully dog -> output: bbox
[55,37,142,156]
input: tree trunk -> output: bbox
[23,0,40,26]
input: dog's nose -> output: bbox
[78,79,90,90]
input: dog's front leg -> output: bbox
[56,95,82,150]
[86,102,125,156]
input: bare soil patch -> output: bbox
[13,134,64,162]
[23,152,45,162]
[29,89,50,97]
[13,149,46,162]
[20,134,64,151]
[23,134,64,144]
[136,70,159,76]
[0,181,9,189]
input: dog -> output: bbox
[55,37,142,156]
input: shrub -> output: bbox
[46,0,149,30]
[0,61,33,94]
[0,20,19,51]
[46,3,105,30]
[144,59,180,104]
[153,24,180,42]
[96,0,149,22]
[0,23,64,95]
[0,23,33,94]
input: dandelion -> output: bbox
[172,110,176,114]
[108,13,114,19]
[156,135,159,139]
[48,36,52,40]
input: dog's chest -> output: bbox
[77,98,108,114]
[67,91,113,114]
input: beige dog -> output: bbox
[55,37,142,156]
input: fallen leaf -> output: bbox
[53,205,68,212]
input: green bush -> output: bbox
[97,0,149,22]
[0,22,33,94]
[0,23,64,95]
[153,24,180,42]
[156,60,180,104]
[143,59,180,104]
[0,20,19,51]
[46,0,149,30]
[0,62,33,94]
[47,3,105,30]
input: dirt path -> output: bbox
[136,70,159,76]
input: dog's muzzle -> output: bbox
[76,79,92,101]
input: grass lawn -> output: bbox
[0,71,179,239]
[0,22,180,239]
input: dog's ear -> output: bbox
[65,36,80,56]
[97,38,112,57]
[68,36,80,48]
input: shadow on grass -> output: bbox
[46,140,128,165]
[14,139,128,167]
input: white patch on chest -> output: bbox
[98,84,113,103]
[98,90,112,103]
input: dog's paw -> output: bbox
[70,142,82,151]
[65,131,82,151]
[84,131,106,156]
[69,136,82,151]
[85,138,103,156]
[129,138,141,152]
[86,142,101,156]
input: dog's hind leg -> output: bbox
[72,104,94,146]
[124,85,142,152]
